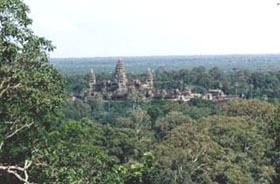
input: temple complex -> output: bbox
[86,59,244,101]
[87,59,155,100]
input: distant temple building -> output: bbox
[87,68,96,97]
[87,59,154,100]
[86,59,244,101]
[114,59,128,92]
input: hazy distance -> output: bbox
[25,0,280,58]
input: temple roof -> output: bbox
[114,59,127,83]
[89,68,96,80]
[146,68,153,80]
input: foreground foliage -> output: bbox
[0,0,64,183]
[46,99,280,184]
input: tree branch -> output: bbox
[0,77,22,98]
[0,122,33,151]
[0,160,35,184]
[5,122,33,140]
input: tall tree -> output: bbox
[0,0,64,183]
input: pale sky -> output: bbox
[24,0,280,58]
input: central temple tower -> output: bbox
[146,68,153,88]
[114,59,127,90]
[87,68,96,97]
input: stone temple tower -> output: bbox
[146,68,153,88]
[114,59,127,89]
[87,68,96,96]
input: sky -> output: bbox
[24,0,280,58]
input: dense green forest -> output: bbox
[1,1,280,184]
[51,55,280,75]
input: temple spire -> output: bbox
[114,58,127,88]
[87,68,96,97]
[146,68,153,88]
[89,68,96,85]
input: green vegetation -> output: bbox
[53,98,280,184]
[51,55,280,76]
[0,0,64,183]
[1,1,280,184]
